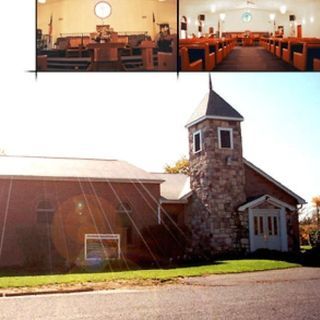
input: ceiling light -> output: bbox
[310,16,314,23]
[38,0,46,3]
[302,18,306,25]
[269,13,276,21]
[279,5,287,15]
[220,13,226,21]
[210,4,216,13]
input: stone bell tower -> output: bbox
[186,75,246,255]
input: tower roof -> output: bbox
[186,76,244,128]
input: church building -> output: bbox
[36,0,177,71]
[179,0,320,71]
[0,78,305,271]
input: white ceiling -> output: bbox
[180,0,319,13]
[39,0,175,3]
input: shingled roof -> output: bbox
[186,75,244,128]
[0,155,164,183]
[152,173,191,203]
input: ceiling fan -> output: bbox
[237,0,257,9]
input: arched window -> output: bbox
[181,16,188,39]
[117,202,133,245]
[36,200,55,224]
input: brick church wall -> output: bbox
[0,179,160,269]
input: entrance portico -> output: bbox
[239,195,297,252]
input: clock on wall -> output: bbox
[94,1,112,19]
[242,12,252,23]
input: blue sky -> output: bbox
[178,73,320,204]
[1,73,319,206]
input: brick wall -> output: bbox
[0,178,160,268]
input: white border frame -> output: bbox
[84,233,120,261]
[218,127,233,149]
[193,130,202,153]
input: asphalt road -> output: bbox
[0,267,319,320]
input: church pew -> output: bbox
[282,38,319,65]
[275,38,289,58]
[181,43,215,71]
[179,47,202,71]
[314,58,320,71]
[37,55,48,71]
[216,40,225,64]
[269,38,279,55]
[272,39,281,56]
[293,41,320,71]
[282,40,301,64]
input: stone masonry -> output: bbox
[187,119,247,255]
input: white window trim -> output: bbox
[218,127,233,149]
[193,130,202,153]
[84,234,121,261]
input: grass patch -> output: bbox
[0,259,300,289]
[301,245,312,251]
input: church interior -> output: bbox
[36,0,177,71]
[179,0,320,71]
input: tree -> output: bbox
[164,156,190,175]
[300,196,320,246]
[312,196,320,230]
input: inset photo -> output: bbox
[179,0,320,71]
[36,0,177,72]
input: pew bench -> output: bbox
[179,47,202,71]
[37,55,48,71]
[182,43,215,71]
[293,41,320,71]
[314,58,320,71]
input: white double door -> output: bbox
[251,209,282,251]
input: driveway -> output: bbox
[0,267,319,320]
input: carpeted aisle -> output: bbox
[214,46,297,71]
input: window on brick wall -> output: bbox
[218,128,233,149]
[36,200,55,224]
[193,130,202,153]
[117,202,133,245]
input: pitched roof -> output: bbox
[152,173,191,203]
[238,194,297,212]
[186,77,244,128]
[0,155,163,183]
[244,158,306,205]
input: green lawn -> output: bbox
[0,260,300,289]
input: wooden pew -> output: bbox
[66,36,91,57]
[268,38,277,54]
[275,38,289,58]
[181,43,215,71]
[179,47,202,71]
[37,55,48,71]
[293,40,320,71]
[282,39,300,65]
[272,38,281,56]
[314,58,320,71]
[179,37,235,67]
